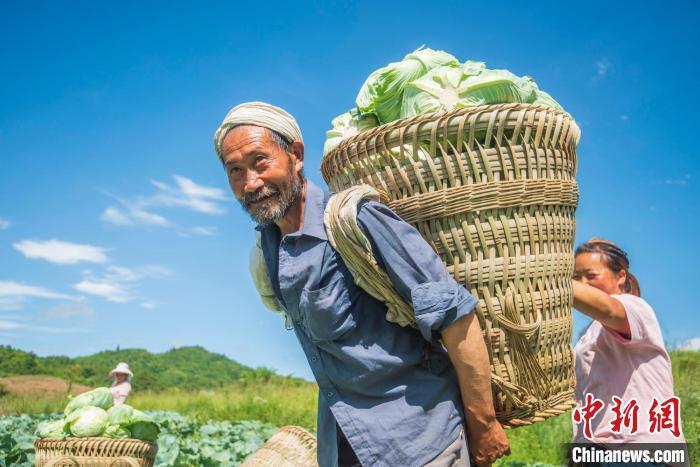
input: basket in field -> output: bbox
[34,437,157,467]
[242,425,318,466]
[321,103,580,427]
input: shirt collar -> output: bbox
[254,179,328,241]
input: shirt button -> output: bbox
[326,391,334,398]
[311,356,318,362]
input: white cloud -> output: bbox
[75,280,131,302]
[151,175,228,215]
[13,239,108,265]
[101,207,133,225]
[0,217,10,230]
[0,281,79,310]
[140,301,157,309]
[0,296,24,311]
[0,281,76,300]
[663,174,691,186]
[74,265,170,303]
[43,303,95,320]
[101,175,228,229]
[105,265,171,282]
[130,208,171,226]
[101,204,171,227]
[190,226,217,236]
[0,318,86,333]
[0,319,23,330]
[678,337,700,351]
[594,59,610,80]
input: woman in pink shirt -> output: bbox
[571,238,685,447]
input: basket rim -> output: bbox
[322,102,579,171]
[35,436,157,448]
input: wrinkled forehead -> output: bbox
[220,125,274,159]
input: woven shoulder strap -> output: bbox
[249,185,415,328]
[323,185,415,328]
[250,231,282,312]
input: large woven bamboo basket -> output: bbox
[242,425,318,466]
[34,438,157,467]
[321,103,580,427]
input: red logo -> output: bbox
[610,396,639,434]
[648,396,682,438]
[573,393,605,439]
[575,394,683,440]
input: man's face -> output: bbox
[221,125,304,225]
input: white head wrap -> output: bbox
[214,101,303,160]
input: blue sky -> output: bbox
[1,1,698,381]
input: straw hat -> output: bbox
[109,362,133,377]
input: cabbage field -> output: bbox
[0,411,277,467]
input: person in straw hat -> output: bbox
[214,101,510,466]
[109,362,133,406]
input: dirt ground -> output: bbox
[0,375,92,397]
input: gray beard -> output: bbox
[239,175,304,226]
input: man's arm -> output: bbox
[442,313,510,466]
[356,201,510,465]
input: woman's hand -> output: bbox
[572,280,631,338]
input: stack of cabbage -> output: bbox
[35,387,160,442]
[323,47,564,154]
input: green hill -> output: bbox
[0,345,282,391]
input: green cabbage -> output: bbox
[104,423,131,439]
[532,90,564,111]
[127,410,160,442]
[64,387,113,415]
[66,406,109,437]
[107,404,135,426]
[106,404,160,441]
[401,66,539,118]
[36,419,69,439]
[458,69,537,106]
[356,47,458,123]
[400,65,471,117]
[323,109,378,155]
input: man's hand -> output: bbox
[466,419,511,466]
[442,312,511,466]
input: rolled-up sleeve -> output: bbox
[357,201,476,341]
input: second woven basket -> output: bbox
[34,437,157,467]
[321,103,580,427]
[242,425,318,466]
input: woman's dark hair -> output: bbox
[575,238,641,296]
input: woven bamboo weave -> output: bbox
[242,425,318,467]
[34,437,157,467]
[321,103,580,427]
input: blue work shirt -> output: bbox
[257,180,477,467]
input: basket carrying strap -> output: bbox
[250,184,550,410]
[44,456,140,467]
[46,457,79,467]
[248,184,415,327]
[325,185,553,408]
[110,457,141,467]
[323,185,416,328]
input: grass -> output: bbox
[130,379,319,431]
[1,351,696,465]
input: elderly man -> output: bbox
[215,102,509,467]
